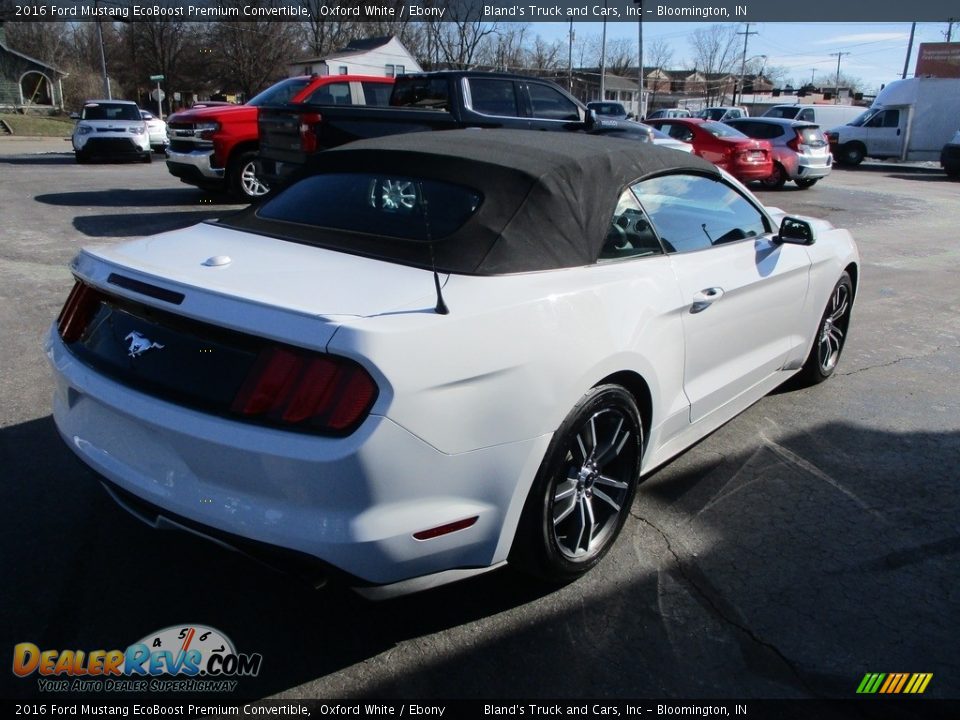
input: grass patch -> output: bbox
[0,113,75,137]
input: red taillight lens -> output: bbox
[299,112,322,154]
[57,281,105,343]
[787,133,801,152]
[231,345,377,433]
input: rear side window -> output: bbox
[468,79,519,116]
[528,82,581,121]
[256,173,482,241]
[391,78,449,109]
[304,82,351,105]
[632,174,769,254]
[797,108,815,122]
[362,82,393,106]
[731,121,782,139]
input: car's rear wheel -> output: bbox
[760,162,787,189]
[75,152,89,164]
[229,150,270,200]
[838,143,865,166]
[511,384,643,582]
[795,178,819,189]
[796,272,853,386]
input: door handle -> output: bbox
[897,128,901,135]
[691,287,724,313]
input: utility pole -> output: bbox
[636,0,644,118]
[568,21,574,92]
[902,22,917,79]
[600,1,608,103]
[736,23,758,106]
[945,19,955,42]
[811,69,816,85]
[830,51,850,104]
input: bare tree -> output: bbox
[645,37,674,109]
[429,19,498,69]
[688,24,739,104]
[526,35,564,72]
[207,19,301,100]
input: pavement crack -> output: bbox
[839,343,959,376]
[632,509,817,696]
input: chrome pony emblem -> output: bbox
[125,331,164,358]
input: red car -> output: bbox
[646,118,773,183]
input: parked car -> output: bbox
[645,118,773,182]
[761,103,863,129]
[139,110,168,153]
[941,129,960,178]
[827,78,960,165]
[71,100,152,164]
[725,117,832,189]
[646,108,692,120]
[48,130,858,598]
[697,106,748,121]
[646,125,695,153]
[165,75,394,200]
[587,101,628,119]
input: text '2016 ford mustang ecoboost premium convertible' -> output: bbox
[47,130,858,599]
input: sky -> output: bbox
[532,21,953,94]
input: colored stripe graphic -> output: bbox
[857,673,932,694]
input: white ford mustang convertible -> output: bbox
[48,130,858,598]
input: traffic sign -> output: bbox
[149,74,165,81]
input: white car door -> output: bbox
[632,174,811,423]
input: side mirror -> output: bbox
[585,108,598,129]
[69,112,80,120]
[776,216,815,245]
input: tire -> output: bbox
[511,384,643,582]
[795,178,819,189]
[141,152,153,164]
[795,272,853,386]
[229,150,270,200]
[838,143,865,166]
[75,152,89,164]
[760,162,787,189]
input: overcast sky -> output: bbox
[533,21,952,93]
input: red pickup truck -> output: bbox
[165,75,394,200]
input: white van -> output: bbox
[828,78,960,165]
[762,104,865,128]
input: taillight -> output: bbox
[299,112,322,153]
[57,280,105,343]
[787,133,801,152]
[231,345,377,433]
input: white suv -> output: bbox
[72,100,152,163]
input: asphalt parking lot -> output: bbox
[1,137,957,702]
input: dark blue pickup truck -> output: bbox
[257,71,620,188]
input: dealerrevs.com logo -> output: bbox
[13,625,262,693]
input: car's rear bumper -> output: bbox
[47,327,548,591]
[795,153,833,179]
[728,163,775,181]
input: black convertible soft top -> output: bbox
[221,129,719,275]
